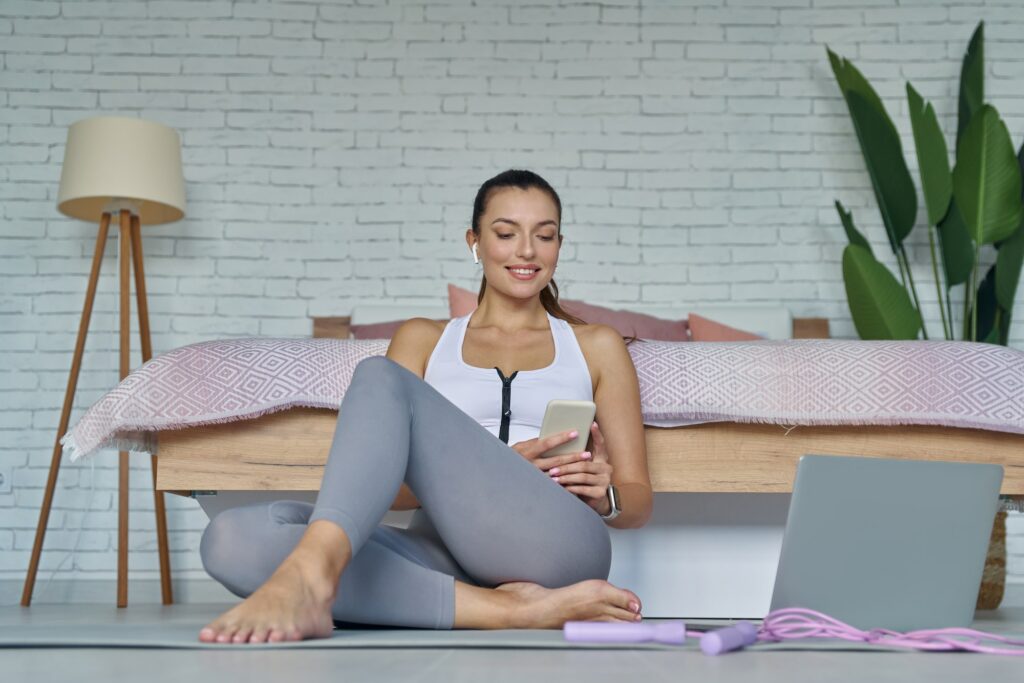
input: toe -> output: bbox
[611,587,638,610]
[232,627,253,643]
[198,627,217,642]
[601,606,641,622]
[250,627,271,643]
[216,626,237,643]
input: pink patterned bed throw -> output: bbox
[62,338,1024,462]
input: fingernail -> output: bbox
[634,613,642,621]
[629,601,639,612]
[581,451,591,459]
[569,430,579,438]
[550,467,560,475]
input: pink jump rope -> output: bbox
[563,608,1024,655]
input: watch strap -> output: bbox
[600,484,621,520]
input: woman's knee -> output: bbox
[354,355,401,379]
[199,511,235,581]
[351,356,410,398]
[199,505,264,581]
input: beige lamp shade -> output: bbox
[57,116,186,225]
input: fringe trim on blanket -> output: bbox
[642,408,1024,435]
[61,431,159,463]
[62,400,332,462]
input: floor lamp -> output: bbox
[21,117,187,608]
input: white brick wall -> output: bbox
[2,0,1023,602]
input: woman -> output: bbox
[198,169,653,644]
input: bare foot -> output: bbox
[496,579,643,629]
[198,554,338,644]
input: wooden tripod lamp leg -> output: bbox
[117,209,131,608]
[129,214,174,605]
[22,213,112,607]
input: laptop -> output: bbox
[768,454,1004,631]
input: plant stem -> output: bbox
[970,247,980,341]
[926,227,951,339]
[962,280,971,339]
[899,245,927,339]
[895,247,908,288]
[946,289,956,341]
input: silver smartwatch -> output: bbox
[600,484,621,521]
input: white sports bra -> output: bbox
[424,312,594,446]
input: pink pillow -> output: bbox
[688,313,762,341]
[447,283,690,341]
[448,283,479,317]
[350,319,447,339]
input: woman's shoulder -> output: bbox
[386,318,449,377]
[569,321,630,369]
[569,321,627,351]
[394,317,447,345]
[568,321,634,391]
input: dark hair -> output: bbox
[470,169,587,327]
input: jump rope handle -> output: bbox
[562,620,759,652]
[700,621,759,655]
[563,621,687,645]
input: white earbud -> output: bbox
[472,243,479,264]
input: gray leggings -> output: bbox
[199,356,612,629]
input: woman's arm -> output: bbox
[381,318,444,511]
[581,325,653,529]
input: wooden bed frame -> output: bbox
[155,316,1024,497]
[151,313,1021,615]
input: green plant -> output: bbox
[829,22,1024,345]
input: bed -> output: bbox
[65,304,1024,617]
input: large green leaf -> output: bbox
[936,197,974,287]
[835,200,872,254]
[846,91,918,251]
[953,105,1023,246]
[957,22,984,149]
[907,83,952,225]
[975,264,998,343]
[828,49,890,128]
[999,307,1012,346]
[999,142,1024,309]
[842,244,922,339]
[996,220,1024,310]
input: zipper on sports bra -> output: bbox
[494,367,519,444]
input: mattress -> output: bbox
[61,337,1024,462]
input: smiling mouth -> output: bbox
[506,267,541,279]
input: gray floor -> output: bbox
[3,599,1024,682]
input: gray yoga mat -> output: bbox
[0,621,690,650]
[3,606,1020,651]
[0,620,985,652]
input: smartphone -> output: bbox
[538,399,597,457]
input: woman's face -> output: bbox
[468,186,563,300]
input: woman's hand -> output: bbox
[509,429,582,464]
[512,422,614,516]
